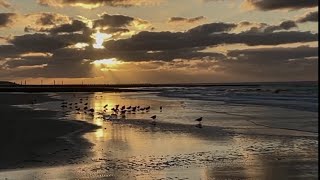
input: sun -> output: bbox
[92,30,112,49]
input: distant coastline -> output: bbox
[0,81,317,92]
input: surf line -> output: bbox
[205,109,317,134]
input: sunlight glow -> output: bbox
[74,43,89,49]
[92,58,121,67]
[92,30,112,49]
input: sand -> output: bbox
[0,93,99,169]
[0,92,317,179]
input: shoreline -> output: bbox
[0,92,317,179]
[106,117,318,139]
[0,93,100,170]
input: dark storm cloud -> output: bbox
[297,11,318,23]
[9,33,93,52]
[0,13,16,28]
[168,16,206,23]
[243,0,318,10]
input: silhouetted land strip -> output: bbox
[0,81,316,92]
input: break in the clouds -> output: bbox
[37,0,163,8]
[168,16,206,23]
[297,11,318,23]
[0,13,16,28]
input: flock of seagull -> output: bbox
[60,96,203,128]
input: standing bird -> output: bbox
[150,115,157,125]
[160,106,162,112]
[195,117,203,128]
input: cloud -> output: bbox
[103,22,317,51]
[37,0,163,8]
[0,0,12,9]
[26,12,71,26]
[297,11,318,23]
[227,46,318,61]
[0,13,17,28]
[242,0,318,11]
[4,55,51,69]
[41,20,90,34]
[0,18,318,81]
[248,20,298,33]
[93,14,135,28]
[9,33,93,52]
[0,45,24,58]
[221,46,318,80]
[187,22,237,34]
[93,13,149,29]
[168,16,206,23]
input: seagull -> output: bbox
[195,117,202,122]
[89,108,94,113]
[195,117,203,128]
[146,106,151,111]
[160,106,162,112]
[84,103,88,105]
[150,115,157,125]
[104,104,108,108]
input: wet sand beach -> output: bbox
[0,93,99,170]
[0,91,318,179]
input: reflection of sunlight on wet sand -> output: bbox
[3,92,316,180]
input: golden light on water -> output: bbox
[92,30,112,49]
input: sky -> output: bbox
[0,0,318,84]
